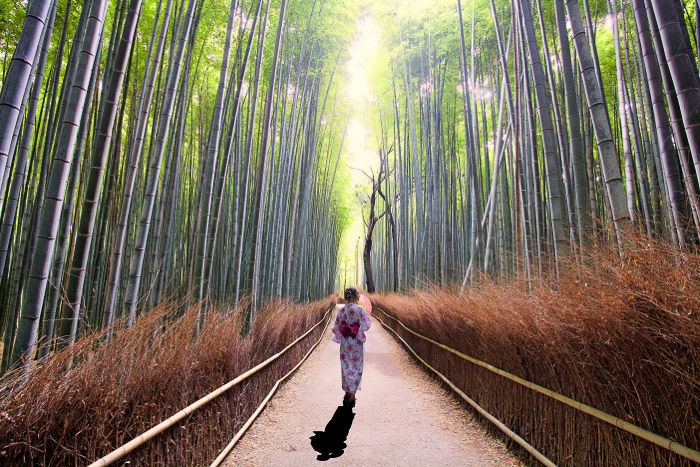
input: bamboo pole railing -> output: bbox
[372,312,556,467]
[374,307,700,463]
[89,307,334,467]
[210,308,333,466]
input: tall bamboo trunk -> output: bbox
[519,0,568,265]
[123,0,197,325]
[10,0,108,369]
[0,0,54,188]
[565,0,632,245]
[59,0,142,347]
[248,0,288,318]
[632,0,688,246]
[649,0,700,189]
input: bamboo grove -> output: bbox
[3,0,700,370]
[364,0,700,293]
[0,0,353,372]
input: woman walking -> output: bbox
[332,287,371,407]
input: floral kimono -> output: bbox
[332,303,372,393]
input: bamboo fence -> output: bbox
[374,307,700,464]
[373,312,556,466]
[89,307,333,466]
[209,308,333,466]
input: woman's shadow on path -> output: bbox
[309,404,355,461]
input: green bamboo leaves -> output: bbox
[0,0,349,372]
[366,0,700,292]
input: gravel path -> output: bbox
[222,310,520,466]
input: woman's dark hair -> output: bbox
[344,287,359,302]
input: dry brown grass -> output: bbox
[372,238,700,466]
[0,297,334,465]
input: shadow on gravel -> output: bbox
[309,404,355,461]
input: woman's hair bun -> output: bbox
[344,287,359,301]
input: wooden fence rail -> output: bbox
[373,311,556,466]
[89,307,333,467]
[210,309,333,466]
[374,307,700,464]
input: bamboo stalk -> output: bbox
[89,307,333,467]
[210,308,333,466]
[373,312,556,467]
[375,307,700,463]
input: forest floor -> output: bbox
[222,308,520,466]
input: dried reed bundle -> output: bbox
[0,297,334,465]
[373,239,699,466]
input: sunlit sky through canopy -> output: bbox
[336,12,383,289]
[344,14,381,178]
[336,0,458,289]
